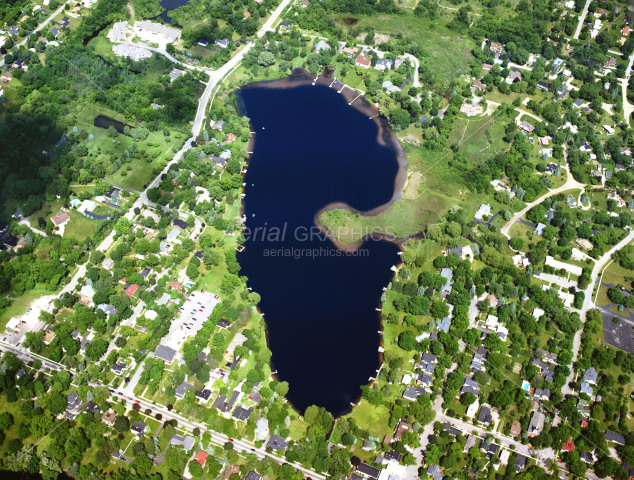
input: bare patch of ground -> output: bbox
[402,171,423,200]
[400,135,421,146]
[374,33,391,45]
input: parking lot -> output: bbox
[602,311,634,353]
[164,290,220,349]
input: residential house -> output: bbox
[507,68,522,84]
[534,222,546,236]
[510,421,522,436]
[403,386,425,401]
[580,452,593,463]
[124,284,138,298]
[582,367,598,385]
[215,38,229,48]
[192,389,211,403]
[169,68,185,82]
[556,86,569,98]
[477,405,492,426]
[515,454,526,472]
[580,382,594,396]
[518,120,535,133]
[355,54,371,68]
[67,391,82,413]
[266,434,287,451]
[394,420,411,440]
[461,378,480,396]
[534,388,551,401]
[111,362,126,376]
[213,390,240,412]
[153,345,177,364]
[443,422,461,437]
[474,203,491,221]
[131,421,147,437]
[440,268,453,293]
[195,451,209,467]
[489,41,503,55]
[51,213,70,227]
[479,439,498,456]
[315,40,330,53]
[232,406,253,422]
[357,463,380,480]
[341,46,359,58]
[606,430,626,445]
[102,410,116,426]
[527,411,545,437]
[382,80,400,93]
[536,80,550,91]
[562,437,575,452]
[175,381,193,399]
[375,58,393,71]
[472,79,486,91]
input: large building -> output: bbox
[133,21,180,45]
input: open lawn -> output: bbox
[0,284,54,329]
[602,261,634,288]
[346,399,392,438]
[333,13,473,87]
[64,210,105,241]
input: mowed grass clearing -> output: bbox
[333,13,474,86]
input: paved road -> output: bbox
[582,231,634,313]
[18,218,48,237]
[619,52,634,125]
[403,53,421,87]
[573,0,592,39]
[500,174,585,237]
[104,178,141,193]
[515,107,544,124]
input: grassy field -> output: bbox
[602,261,634,287]
[0,285,53,330]
[332,12,474,87]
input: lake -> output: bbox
[237,74,405,415]
[155,0,188,24]
[94,115,128,134]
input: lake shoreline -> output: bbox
[238,68,409,254]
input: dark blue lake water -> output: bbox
[238,83,402,415]
[156,0,188,23]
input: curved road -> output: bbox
[500,171,586,237]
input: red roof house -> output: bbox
[562,437,575,452]
[167,281,183,293]
[51,213,70,226]
[194,451,209,467]
[355,54,371,68]
[124,284,139,298]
